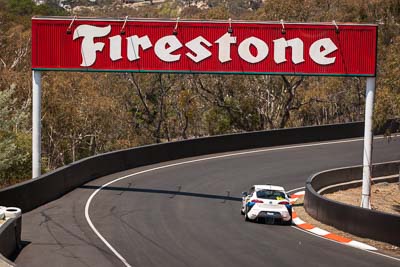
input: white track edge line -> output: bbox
[292,225,400,262]
[286,187,399,260]
[289,188,400,261]
[85,180,133,267]
[84,136,391,266]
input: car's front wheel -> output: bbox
[244,207,250,221]
[240,207,245,215]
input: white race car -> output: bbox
[241,185,292,225]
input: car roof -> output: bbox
[253,185,285,192]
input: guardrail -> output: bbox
[304,160,400,246]
[0,217,21,266]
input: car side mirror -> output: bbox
[242,191,248,197]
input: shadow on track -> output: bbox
[79,185,242,202]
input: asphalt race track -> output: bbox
[15,137,400,267]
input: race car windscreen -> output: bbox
[256,190,286,200]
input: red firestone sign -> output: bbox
[31,17,377,76]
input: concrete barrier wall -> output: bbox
[0,217,21,265]
[304,161,400,246]
[0,121,367,213]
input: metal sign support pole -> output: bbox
[32,70,42,178]
[361,77,376,209]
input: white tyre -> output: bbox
[0,206,6,220]
[4,207,22,219]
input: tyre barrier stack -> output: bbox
[0,207,22,220]
[0,207,5,220]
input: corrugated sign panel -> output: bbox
[32,17,377,76]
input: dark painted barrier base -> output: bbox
[304,161,400,246]
[0,217,21,265]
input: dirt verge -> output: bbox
[294,182,400,258]
[325,182,400,215]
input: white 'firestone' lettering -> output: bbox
[127,35,152,61]
[238,37,269,64]
[109,35,122,61]
[73,25,339,67]
[185,36,212,63]
[215,33,237,63]
[309,38,338,65]
[273,38,305,64]
[73,25,111,67]
[155,35,183,62]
